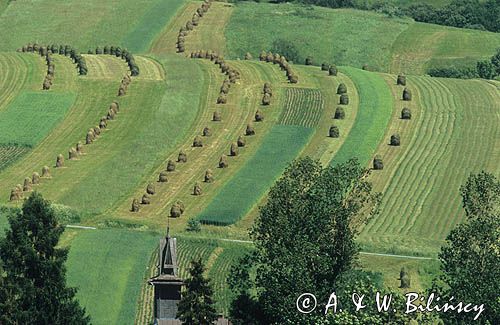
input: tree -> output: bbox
[247,157,380,323]
[490,48,500,76]
[0,192,90,324]
[270,38,301,64]
[432,172,499,324]
[477,60,496,79]
[176,258,218,325]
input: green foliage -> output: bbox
[248,157,380,323]
[476,60,496,79]
[186,218,201,232]
[0,192,90,324]
[177,259,218,325]
[0,92,75,147]
[197,125,313,225]
[51,204,82,224]
[428,65,479,79]
[270,38,301,64]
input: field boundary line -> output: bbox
[65,225,97,230]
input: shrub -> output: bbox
[334,107,345,119]
[337,83,347,94]
[373,155,383,170]
[339,94,349,105]
[329,125,339,138]
[401,108,411,120]
[390,134,401,146]
[186,218,201,232]
[271,38,301,63]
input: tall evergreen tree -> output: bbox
[176,258,218,325]
[0,192,90,324]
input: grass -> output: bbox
[330,67,393,167]
[0,146,30,172]
[198,124,313,225]
[0,91,76,146]
[65,228,158,325]
[279,88,323,127]
[0,0,185,53]
[360,76,500,255]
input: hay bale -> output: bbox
[329,125,340,138]
[339,94,349,105]
[334,107,345,119]
[23,177,32,192]
[262,93,271,106]
[178,150,187,163]
[213,111,221,121]
[16,184,23,198]
[99,118,107,129]
[9,188,19,201]
[193,135,203,147]
[141,193,151,205]
[244,52,253,60]
[107,108,116,120]
[329,65,338,76]
[110,101,119,112]
[230,142,238,156]
[143,184,155,196]
[42,166,50,178]
[86,131,94,144]
[403,87,411,101]
[217,94,227,104]
[42,79,51,90]
[397,75,406,86]
[237,135,246,147]
[259,51,267,61]
[401,108,411,120]
[170,203,182,218]
[69,147,77,160]
[321,62,330,71]
[32,172,40,185]
[263,83,272,95]
[193,182,202,196]
[373,155,383,170]
[219,156,228,168]
[131,198,140,212]
[390,134,401,146]
[337,83,347,94]
[93,126,101,136]
[204,169,214,183]
[246,124,255,136]
[203,127,212,136]
[399,267,411,288]
[76,141,83,155]
[255,109,264,122]
[167,160,176,172]
[56,154,64,167]
[266,52,273,62]
[289,74,298,84]
[118,86,126,97]
[305,56,313,65]
[158,170,169,183]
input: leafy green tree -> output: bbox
[490,48,500,76]
[432,172,499,324]
[247,157,380,324]
[477,60,497,79]
[177,258,218,325]
[0,192,90,324]
[271,38,301,64]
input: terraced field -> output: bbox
[360,76,500,255]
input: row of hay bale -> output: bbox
[89,45,140,76]
[328,82,350,139]
[262,83,272,106]
[177,0,214,53]
[118,74,131,96]
[372,74,412,170]
[19,42,88,75]
[259,51,298,84]
[321,62,338,77]
[9,167,52,201]
[43,52,55,90]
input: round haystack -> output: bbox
[329,65,338,76]
[237,135,246,147]
[110,101,119,113]
[167,160,176,172]
[246,124,255,136]
[259,51,267,61]
[32,172,40,185]
[56,154,64,167]
[204,169,214,183]
[193,135,203,147]
[131,198,140,212]
[42,79,51,90]
[219,155,228,168]
[334,107,345,119]
[23,177,32,192]
[203,127,212,137]
[141,193,151,205]
[273,53,281,64]
[397,75,406,86]
[263,83,272,95]
[9,188,19,201]
[266,52,273,62]
[42,166,50,178]
[400,267,410,288]
[329,125,340,138]
[403,87,412,101]
[118,86,126,97]
[158,171,169,182]
[69,147,77,160]
[170,203,182,218]
[339,94,349,105]
[289,74,298,84]
[146,183,156,195]
[107,108,116,120]
[220,83,230,95]
[86,131,94,144]
[255,109,264,122]
[305,56,313,66]
[99,118,107,129]
[93,126,101,136]
[76,141,83,154]
[390,134,401,146]
[217,94,227,104]
[244,52,253,60]
[321,62,330,71]
[178,150,187,163]
[401,108,411,120]
[262,93,271,106]
[337,83,347,94]
[373,155,383,170]
[213,110,221,122]
[230,142,238,156]
[193,182,202,196]
[15,184,23,198]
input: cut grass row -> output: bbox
[360,76,500,255]
[279,88,323,127]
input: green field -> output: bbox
[279,88,324,127]
[198,125,313,225]
[0,0,186,53]
[66,229,158,325]
[330,67,393,166]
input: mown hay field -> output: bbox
[360,76,500,255]
[279,88,323,127]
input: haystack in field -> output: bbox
[167,160,176,172]
[110,101,119,113]
[41,166,50,178]
[390,134,401,146]
[131,198,140,212]
[203,127,212,136]
[401,108,411,120]
[399,267,411,288]
[329,66,337,76]
[259,51,267,61]
[373,155,383,170]
[193,182,202,196]
[76,141,83,154]
[170,201,185,218]
[262,93,271,106]
[337,83,347,94]
[246,124,255,136]
[204,169,214,183]
[403,88,412,101]
[56,154,64,167]
[141,193,151,205]
[339,94,349,105]
[305,56,313,65]
[193,136,203,147]
[9,188,19,201]
[219,155,228,168]
[86,131,94,144]
[146,183,156,195]
[244,52,253,60]
[397,75,406,86]
[329,125,340,138]
[217,94,227,104]
[23,177,32,192]
[178,150,187,163]
[230,142,238,156]
[32,172,40,185]
[334,107,345,119]
[158,171,169,182]
[69,147,77,160]
[237,135,246,147]
[321,62,330,71]
[255,109,264,122]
